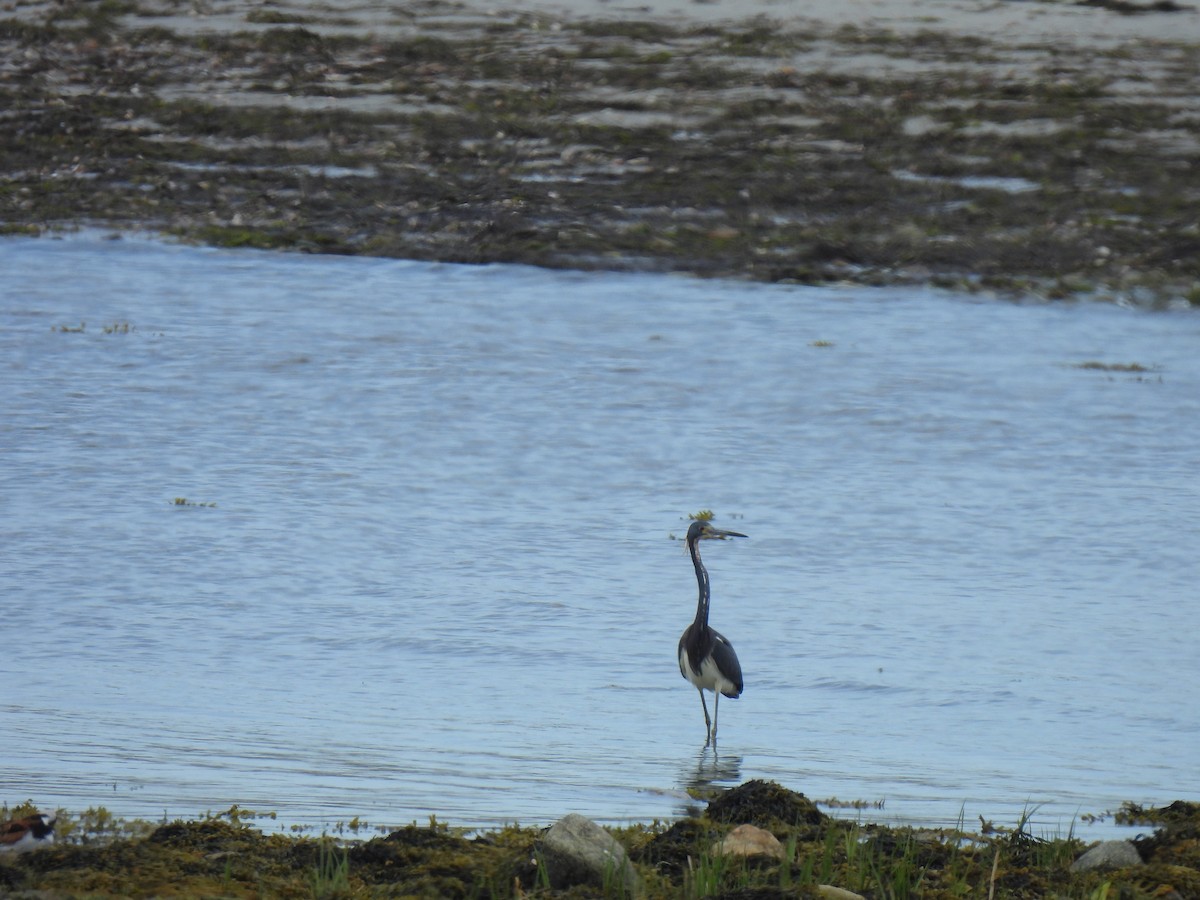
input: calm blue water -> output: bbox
[2,232,1197,841]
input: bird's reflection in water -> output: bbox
[674,745,743,818]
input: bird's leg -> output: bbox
[712,691,720,744]
[697,688,712,744]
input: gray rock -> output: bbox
[538,813,641,896]
[1070,839,1143,872]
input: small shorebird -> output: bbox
[0,812,57,853]
[677,518,747,745]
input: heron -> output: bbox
[677,518,746,745]
[0,811,55,853]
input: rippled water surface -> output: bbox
[2,233,1197,840]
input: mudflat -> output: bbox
[2,0,1198,303]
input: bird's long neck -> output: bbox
[688,535,711,632]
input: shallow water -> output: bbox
[2,232,1197,841]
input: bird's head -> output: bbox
[687,519,748,542]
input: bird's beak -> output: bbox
[708,527,747,539]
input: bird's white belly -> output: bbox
[0,830,53,854]
[679,646,738,696]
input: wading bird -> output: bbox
[678,519,746,745]
[0,811,56,853]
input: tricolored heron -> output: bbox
[677,519,746,744]
[0,811,55,853]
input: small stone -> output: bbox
[1071,839,1143,872]
[711,823,785,859]
[818,886,867,900]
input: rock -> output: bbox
[1071,839,1143,872]
[818,886,867,900]
[711,823,785,859]
[537,813,641,896]
[708,823,863,900]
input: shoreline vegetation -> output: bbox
[3,786,1199,897]
[1,0,1198,306]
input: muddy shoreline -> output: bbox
[3,790,1199,898]
[2,0,1199,306]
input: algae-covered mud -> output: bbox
[1,0,1198,304]
[3,788,1200,898]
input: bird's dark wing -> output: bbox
[710,629,743,697]
[678,624,709,677]
[680,623,723,677]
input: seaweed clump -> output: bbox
[707,779,826,829]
